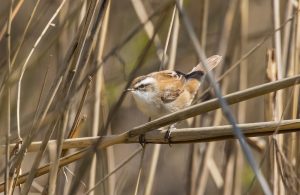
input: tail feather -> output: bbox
[190,55,223,73]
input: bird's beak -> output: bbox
[126,88,134,92]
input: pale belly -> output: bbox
[132,90,194,118]
[132,93,168,119]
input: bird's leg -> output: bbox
[139,117,151,147]
[164,123,176,146]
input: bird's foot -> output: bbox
[139,134,146,148]
[164,124,176,147]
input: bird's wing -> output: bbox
[151,70,185,103]
[160,87,183,103]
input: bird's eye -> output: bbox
[139,84,145,88]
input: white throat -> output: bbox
[131,78,164,118]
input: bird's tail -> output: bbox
[190,55,223,73]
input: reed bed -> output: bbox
[0,0,300,194]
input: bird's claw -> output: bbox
[139,134,146,148]
[164,129,172,147]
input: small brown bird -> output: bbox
[127,55,222,120]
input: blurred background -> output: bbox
[0,0,299,194]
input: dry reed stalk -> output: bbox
[134,146,146,195]
[20,77,63,195]
[47,78,91,194]
[282,1,294,70]
[144,144,160,195]
[89,1,111,194]
[281,2,297,193]
[265,49,277,194]
[63,1,111,193]
[3,3,300,195]
[11,64,50,194]
[23,1,108,192]
[189,1,210,194]
[5,0,13,194]
[15,0,67,148]
[196,75,230,195]
[159,4,177,69]
[272,1,285,194]
[12,118,300,152]
[294,3,300,193]
[0,72,296,182]
[168,0,181,70]
[1,73,300,158]
[0,149,87,193]
[223,147,235,195]
[131,0,164,62]
[176,7,270,194]
[213,1,240,193]
[200,0,208,49]
[73,1,173,91]
[130,1,166,194]
[207,157,223,188]
[0,0,24,41]
[3,119,300,192]
[143,2,180,194]
[7,1,71,183]
[233,1,248,194]
[67,7,171,194]
[190,1,213,193]
[86,147,143,194]
[127,74,300,141]
[214,10,297,87]
[196,118,221,195]
[47,112,69,195]
[62,0,99,97]
[217,0,238,57]
[10,0,41,69]
[223,84,237,195]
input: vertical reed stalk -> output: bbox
[89,1,111,194]
[272,0,284,194]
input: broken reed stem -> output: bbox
[2,119,300,192]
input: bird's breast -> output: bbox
[132,91,167,118]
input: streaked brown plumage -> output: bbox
[128,55,222,119]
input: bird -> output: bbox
[127,55,222,142]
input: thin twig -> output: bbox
[47,111,69,195]
[134,146,146,195]
[198,11,298,100]
[85,147,143,194]
[16,0,67,150]
[10,0,41,68]
[20,78,63,195]
[159,4,177,69]
[0,0,24,41]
